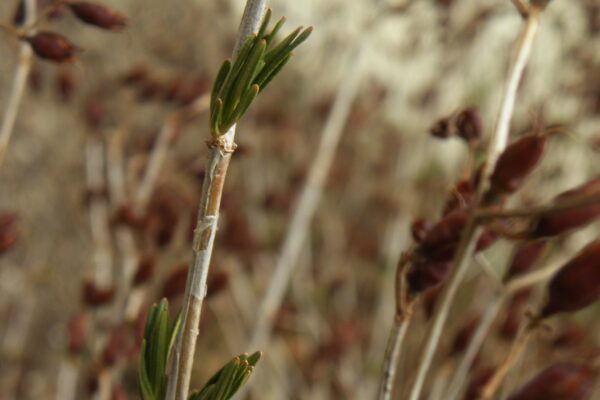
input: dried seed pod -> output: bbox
[407,258,452,294]
[121,66,148,86]
[67,313,87,354]
[455,107,483,143]
[133,255,155,286]
[430,116,452,139]
[503,240,546,282]
[84,95,105,131]
[506,363,594,400]
[443,179,476,215]
[411,218,432,243]
[464,366,495,400]
[0,212,19,255]
[68,2,127,31]
[553,324,586,349]
[56,68,78,102]
[82,280,115,307]
[530,176,600,238]
[25,31,79,63]
[418,208,496,262]
[450,314,481,357]
[419,209,469,261]
[541,240,600,318]
[498,290,531,340]
[489,133,546,195]
[102,326,129,366]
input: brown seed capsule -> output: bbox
[102,326,129,366]
[530,176,600,238]
[503,240,546,282]
[68,2,127,31]
[121,66,148,86]
[133,255,155,286]
[407,258,452,294]
[541,240,600,318]
[411,218,432,243]
[450,314,481,357]
[455,107,483,143]
[506,363,594,400]
[489,133,546,195]
[443,179,476,215]
[0,212,19,255]
[552,324,586,349]
[430,116,452,139]
[56,68,78,102]
[25,31,79,63]
[499,290,530,340]
[67,313,87,354]
[82,280,115,307]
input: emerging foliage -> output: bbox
[209,8,312,137]
[188,351,262,400]
[139,299,181,400]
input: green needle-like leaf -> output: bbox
[256,53,292,92]
[265,16,286,46]
[263,26,302,66]
[211,59,232,114]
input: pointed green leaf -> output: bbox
[289,26,313,51]
[265,17,286,47]
[263,26,301,66]
[231,84,259,124]
[256,8,272,40]
[211,59,232,114]
[257,53,292,92]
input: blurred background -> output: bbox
[0,0,599,399]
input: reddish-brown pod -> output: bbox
[419,208,469,261]
[450,314,481,357]
[464,365,495,400]
[0,212,19,255]
[25,31,79,63]
[67,313,87,354]
[407,258,451,294]
[82,280,115,307]
[430,116,452,139]
[133,255,155,286]
[411,218,432,243]
[530,176,600,238]
[506,363,595,400]
[455,107,483,143]
[541,240,600,318]
[489,133,546,195]
[443,179,476,215]
[68,2,127,31]
[57,68,78,102]
[503,240,546,282]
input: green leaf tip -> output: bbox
[138,298,181,400]
[209,10,312,138]
[187,351,262,400]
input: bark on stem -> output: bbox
[407,8,542,400]
[0,0,36,167]
[166,2,266,400]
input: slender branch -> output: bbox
[445,259,562,400]
[378,253,413,400]
[0,0,36,167]
[249,39,367,350]
[479,324,534,399]
[165,2,266,400]
[511,0,530,18]
[475,193,600,222]
[135,94,210,212]
[407,7,542,400]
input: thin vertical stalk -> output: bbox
[249,40,367,350]
[165,2,266,400]
[378,316,411,400]
[0,0,36,167]
[407,7,542,400]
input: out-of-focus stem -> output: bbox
[135,94,210,212]
[407,7,542,400]
[249,40,366,350]
[0,0,36,167]
[165,2,266,400]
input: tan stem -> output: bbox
[479,326,533,399]
[166,3,266,399]
[249,40,366,350]
[0,0,36,167]
[407,7,542,400]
